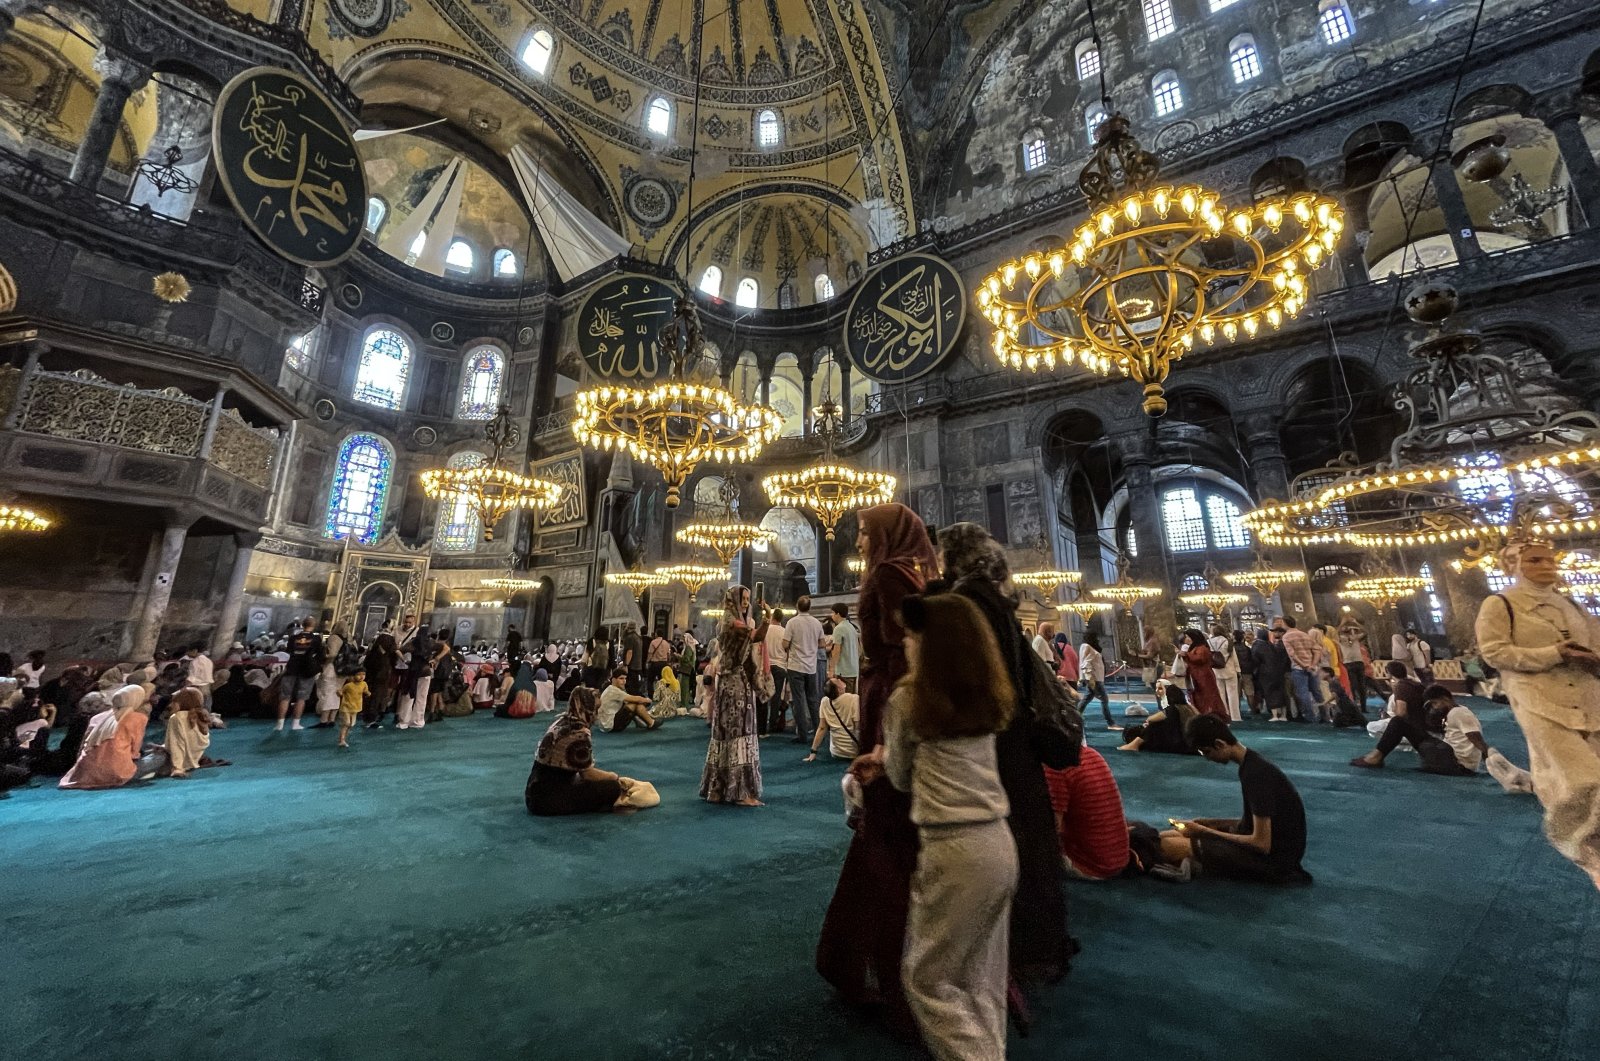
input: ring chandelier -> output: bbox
[0,502,51,533]
[481,577,541,592]
[760,398,895,541]
[1011,569,1085,598]
[676,479,777,564]
[1337,575,1430,611]
[605,569,670,600]
[1057,600,1113,621]
[1221,562,1306,600]
[1178,591,1251,618]
[652,562,730,597]
[573,293,781,508]
[976,115,1343,417]
[419,405,564,542]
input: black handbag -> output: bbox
[1025,649,1083,769]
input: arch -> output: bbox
[699,264,724,298]
[353,326,412,410]
[445,238,476,276]
[1022,132,1048,172]
[813,273,835,301]
[1074,40,1101,81]
[458,345,506,420]
[326,433,395,544]
[434,450,488,550]
[645,95,673,137]
[1158,482,1252,553]
[521,28,555,75]
[769,353,806,437]
[1152,70,1184,117]
[756,108,781,148]
[735,276,759,308]
[492,248,519,277]
[1228,35,1262,84]
[758,507,818,595]
[1249,157,1309,201]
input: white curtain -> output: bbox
[415,164,466,275]
[509,145,631,281]
[377,157,462,264]
[354,118,447,141]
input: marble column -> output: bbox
[1114,432,1175,642]
[1428,159,1485,261]
[801,372,815,437]
[1545,107,1600,231]
[212,531,261,658]
[71,51,151,188]
[198,385,226,459]
[1239,413,1316,622]
[839,360,854,424]
[131,514,193,660]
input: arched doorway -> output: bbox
[356,581,402,642]
[528,576,555,642]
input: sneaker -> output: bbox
[1151,858,1194,883]
[366,722,382,730]
[396,723,410,730]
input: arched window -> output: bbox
[286,330,316,373]
[756,108,781,147]
[521,29,555,75]
[1182,573,1209,591]
[1454,454,1591,526]
[1319,1,1354,45]
[1152,71,1184,117]
[1124,524,1139,558]
[434,451,487,550]
[699,265,724,297]
[777,282,797,309]
[493,248,519,277]
[445,239,475,275]
[325,433,394,544]
[1160,486,1252,552]
[457,346,505,420]
[814,273,835,301]
[353,327,412,410]
[645,96,673,137]
[1023,136,1048,172]
[1085,105,1109,141]
[365,197,387,235]
[1075,41,1101,81]
[406,232,427,266]
[735,277,759,308]
[1143,0,1176,40]
[1229,36,1261,83]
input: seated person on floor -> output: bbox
[1156,715,1312,884]
[1421,689,1491,776]
[155,687,212,778]
[598,668,657,732]
[525,686,625,816]
[649,665,685,720]
[59,684,153,791]
[1118,686,1197,753]
[1043,745,1131,880]
[805,678,860,762]
[1351,664,1448,770]
[1321,667,1367,727]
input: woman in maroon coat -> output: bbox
[1180,628,1227,717]
[815,503,939,1036]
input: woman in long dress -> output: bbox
[59,684,151,790]
[816,503,939,1035]
[1180,628,1227,717]
[701,585,767,806]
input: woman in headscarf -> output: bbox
[524,686,624,815]
[1179,628,1227,717]
[1118,684,1198,753]
[650,665,684,720]
[498,657,540,718]
[542,641,564,686]
[701,584,767,806]
[361,633,398,729]
[160,687,212,778]
[59,684,151,790]
[1054,633,1080,683]
[927,521,1074,990]
[315,620,352,727]
[816,503,940,1036]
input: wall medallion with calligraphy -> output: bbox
[212,67,367,269]
[575,273,678,381]
[843,253,966,384]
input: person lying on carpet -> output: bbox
[1116,686,1196,753]
[597,669,657,732]
[525,686,625,816]
[1155,715,1312,885]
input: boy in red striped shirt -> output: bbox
[1043,746,1131,880]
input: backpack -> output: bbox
[1024,648,1084,769]
[333,639,364,676]
[592,642,611,670]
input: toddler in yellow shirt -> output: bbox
[338,670,369,749]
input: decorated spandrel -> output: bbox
[575,274,679,381]
[212,67,367,268]
[843,253,966,384]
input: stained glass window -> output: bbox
[1206,494,1251,549]
[434,450,486,551]
[1162,488,1208,552]
[458,345,505,420]
[354,328,411,409]
[325,433,393,544]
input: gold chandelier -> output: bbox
[420,405,564,541]
[1089,550,1164,610]
[976,115,1343,416]
[846,556,866,575]
[1057,600,1113,622]
[1221,562,1306,599]
[676,479,777,563]
[482,577,541,592]
[1338,575,1429,611]
[572,292,781,507]
[605,568,670,600]
[1178,591,1250,619]
[0,502,51,533]
[653,562,729,597]
[1011,569,1084,598]
[760,397,895,540]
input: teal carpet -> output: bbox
[4,702,1596,1060]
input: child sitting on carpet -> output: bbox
[338,671,368,749]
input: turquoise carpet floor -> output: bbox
[4,701,1596,1060]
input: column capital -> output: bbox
[233,530,264,550]
[1531,88,1585,126]
[92,49,152,93]
[1235,410,1282,444]
[1110,429,1157,467]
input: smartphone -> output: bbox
[1168,818,1188,830]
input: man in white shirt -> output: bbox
[829,603,860,693]
[183,642,215,708]
[782,596,826,745]
[762,609,789,736]
[14,649,46,692]
[805,678,860,761]
[1209,623,1241,721]
[1405,629,1435,685]
[1476,539,1600,890]
[597,669,657,733]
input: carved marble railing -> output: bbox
[5,367,277,487]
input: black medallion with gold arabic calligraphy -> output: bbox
[211,67,366,268]
[843,252,966,384]
[575,273,679,381]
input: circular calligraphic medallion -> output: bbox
[624,177,676,229]
[212,67,367,268]
[330,0,393,37]
[575,273,679,381]
[842,252,966,384]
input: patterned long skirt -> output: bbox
[700,672,763,802]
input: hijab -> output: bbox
[659,665,679,696]
[939,521,1010,584]
[543,643,561,665]
[534,668,549,683]
[861,503,939,585]
[536,686,599,771]
[511,659,538,696]
[80,684,147,752]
